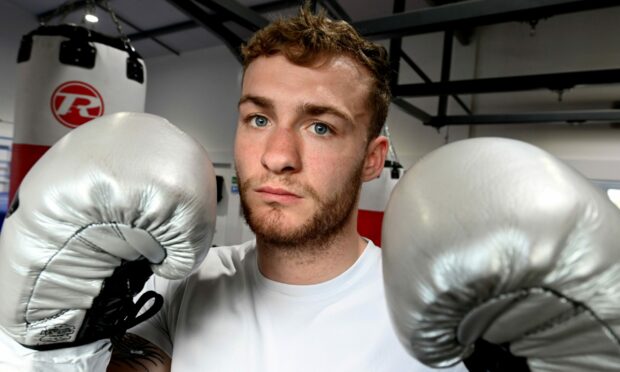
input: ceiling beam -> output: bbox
[129,21,197,41]
[37,0,179,55]
[128,0,300,41]
[166,0,245,62]
[393,69,620,97]
[37,0,89,23]
[320,0,352,22]
[437,29,454,117]
[354,0,620,40]
[193,0,269,32]
[95,2,180,55]
[426,110,620,127]
[399,50,471,114]
[251,0,301,13]
[424,0,474,45]
[392,98,432,122]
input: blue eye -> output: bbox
[252,115,269,127]
[311,122,330,135]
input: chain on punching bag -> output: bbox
[9,1,147,202]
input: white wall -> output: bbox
[388,32,476,168]
[144,45,251,246]
[145,45,242,165]
[470,7,620,181]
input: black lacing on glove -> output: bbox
[31,258,163,351]
[463,339,531,372]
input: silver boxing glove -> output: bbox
[382,138,620,371]
[0,112,216,350]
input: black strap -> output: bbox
[28,259,163,351]
[463,339,531,372]
[126,290,164,330]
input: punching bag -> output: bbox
[10,24,146,202]
[357,161,402,246]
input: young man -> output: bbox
[109,8,465,372]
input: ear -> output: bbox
[362,135,388,182]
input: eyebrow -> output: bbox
[238,95,274,110]
[301,103,353,124]
[238,94,353,124]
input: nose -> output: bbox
[261,127,301,174]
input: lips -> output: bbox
[256,186,301,197]
[255,186,302,203]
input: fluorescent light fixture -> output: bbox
[85,13,99,23]
[607,189,620,209]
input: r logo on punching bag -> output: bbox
[9,25,147,203]
[50,81,105,128]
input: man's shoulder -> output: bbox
[195,240,257,280]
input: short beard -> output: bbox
[239,162,363,254]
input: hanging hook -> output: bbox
[443,125,451,144]
[382,124,400,167]
[528,19,539,36]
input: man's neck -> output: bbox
[255,226,368,285]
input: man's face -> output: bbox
[235,54,384,248]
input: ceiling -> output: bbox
[6,0,620,126]
[6,0,432,59]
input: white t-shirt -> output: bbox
[131,240,466,372]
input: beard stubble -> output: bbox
[239,161,364,253]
